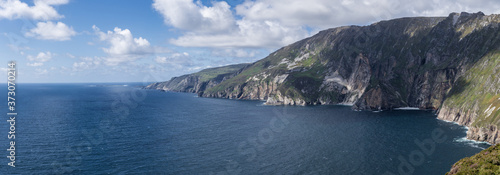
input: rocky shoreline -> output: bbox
[147,12,500,145]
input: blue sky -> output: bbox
[1,0,500,83]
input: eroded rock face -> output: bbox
[144,64,249,94]
[467,126,500,144]
[197,12,500,112]
[147,12,500,144]
[437,104,479,127]
[436,52,500,144]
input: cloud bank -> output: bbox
[0,0,68,20]
[153,0,500,49]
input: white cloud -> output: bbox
[152,0,235,34]
[72,61,93,72]
[26,51,53,66]
[154,56,168,64]
[236,0,500,28]
[35,68,48,75]
[154,52,194,70]
[25,21,76,41]
[28,51,53,62]
[66,53,75,58]
[35,0,69,5]
[170,19,308,48]
[211,48,258,58]
[72,57,102,71]
[0,0,68,20]
[27,62,43,67]
[93,25,169,65]
[0,67,8,74]
[154,0,500,49]
[153,0,307,48]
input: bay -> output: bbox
[0,83,490,174]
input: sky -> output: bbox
[1,0,500,83]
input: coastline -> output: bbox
[437,117,492,149]
[437,105,500,145]
[153,87,500,146]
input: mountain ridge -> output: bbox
[146,12,500,145]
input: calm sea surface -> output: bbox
[0,83,491,174]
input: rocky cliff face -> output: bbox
[144,63,250,93]
[437,50,500,144]
[201,12,500,110]
[147,12,500,144]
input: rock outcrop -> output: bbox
[147,12,500,144]
[144,63,250,93]
[437,50,500,144]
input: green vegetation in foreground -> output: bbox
[443,51,500,128]
[447,144,500,175]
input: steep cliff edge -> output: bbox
[202,16,447,106]
[147,12,500,144]
[144,63,250,93]
[437,51,500,144]
[201,12,500,111]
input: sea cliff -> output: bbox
[146,12,500,144]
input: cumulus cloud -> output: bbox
[26,51,53,66]
[154,52,194,70]
[154,52,188,64]
[211,48,259,58]
[27,62,43,67]
[72,57,102,72]
[154,0,500,49]
[25,21,76,41]
[0,0,68,20]
[28,51,53,62]
[170,19,308,48]
[94,26,152,55]
[72,61,94,72]
[152,0,235,34]
[93,25,169,65]
[237,0,500,28]
[153,0,307,48]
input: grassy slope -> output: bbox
[201,13,500,109]
[443,51,500,128]
[204,42,324,97]
[447,144,500,175]
[203,16,448,103]
[190,63,250,82]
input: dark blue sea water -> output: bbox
[0,83,491,174]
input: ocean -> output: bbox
[0,83,491,174]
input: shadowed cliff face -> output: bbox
[198,12,500,110]
[437,51,500,144]
[147,12,500,144]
